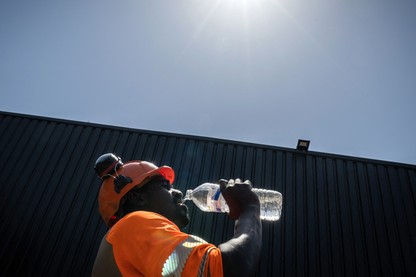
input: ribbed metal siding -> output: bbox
[0,111,415,276]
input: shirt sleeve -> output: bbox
[181,243,223,277]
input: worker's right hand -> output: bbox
[219,179,260,220]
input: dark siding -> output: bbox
[1,111,415,277]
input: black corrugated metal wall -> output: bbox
[0,111,415,276]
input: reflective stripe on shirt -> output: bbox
[162,235,212,277]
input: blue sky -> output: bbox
[1,0,415,165]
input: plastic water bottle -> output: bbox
[184,183,283,221]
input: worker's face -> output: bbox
[139,177,190,228]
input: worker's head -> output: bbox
[95,153,189,228]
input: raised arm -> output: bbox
[218,179,262,277]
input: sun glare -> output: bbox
[220,0,267,17]
[188,0,272,39]
[181,0,289,65]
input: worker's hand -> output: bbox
[219,178,260,220]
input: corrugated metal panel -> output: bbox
[0,111,415,276]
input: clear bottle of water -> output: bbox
[184,183,283,221]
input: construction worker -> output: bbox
[92,153,262,277]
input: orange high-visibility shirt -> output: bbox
[106,211,223,277]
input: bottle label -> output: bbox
[211,189,222,212]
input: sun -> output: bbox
[219,0,268,18]
[188,0,273,37]
[181,0,291,63]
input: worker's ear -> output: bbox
[126,189,148,208]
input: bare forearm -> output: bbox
[219,206,262,276]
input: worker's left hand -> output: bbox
[219,178,260,220]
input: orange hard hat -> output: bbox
[95,153,175,226]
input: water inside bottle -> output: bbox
[182,185,282,221]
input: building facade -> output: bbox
[0,111,415,276]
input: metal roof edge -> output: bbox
[1,110,415,169]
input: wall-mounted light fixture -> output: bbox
[296,139,310,151]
